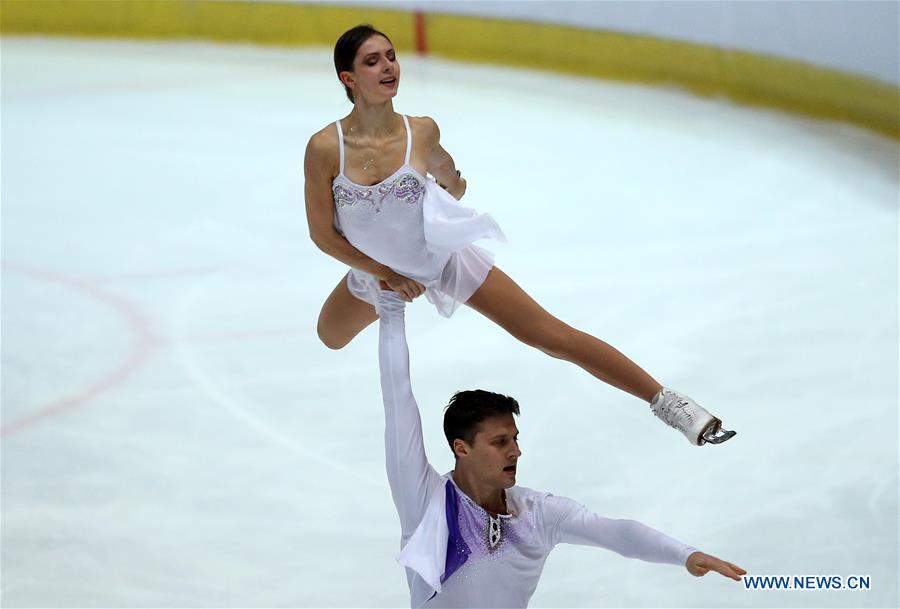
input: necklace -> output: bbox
[347,124,377,173]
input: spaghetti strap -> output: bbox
[335,120,345,175]
[402,114,412,165]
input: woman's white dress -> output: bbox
[331,114,506,317]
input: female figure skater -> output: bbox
[303,24,735,446]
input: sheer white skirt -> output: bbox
[346,243,495,318]
[341,176,506,318]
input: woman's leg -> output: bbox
[317,272,379,350]
[464,267,663,402]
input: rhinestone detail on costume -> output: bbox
[332,183,373,209]
[454,487,514,556]
[333,172,424,210]
[379,173,425,204]
[487,514,502,549]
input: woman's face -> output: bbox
[348,35,399,103]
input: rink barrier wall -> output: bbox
[2,0,897,139]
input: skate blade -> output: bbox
[702,424,736,445]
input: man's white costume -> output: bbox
[377,291,698,608]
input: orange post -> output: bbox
[414,10,427,55]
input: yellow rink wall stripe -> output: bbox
[2,0,897,139]
[0,1,417,48]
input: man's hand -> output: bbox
[686,551,747,581]
[379,272,425,302]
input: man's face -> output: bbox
[456,414,521,489]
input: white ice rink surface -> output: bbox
[2,36,898,608]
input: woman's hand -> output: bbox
[379,271,426,302]
[446,176,466,200]
[685,551,747,581]
[439,171,467,201]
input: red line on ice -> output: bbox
[1,263,158,437]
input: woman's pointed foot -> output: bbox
[649,388,736,446]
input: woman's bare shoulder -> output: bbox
[307,121,339,153]
[408,115,440,145]
[305,122,340,174]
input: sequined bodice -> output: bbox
[331,115,447,282]
[332,165,426,212]
[331,165,434,278]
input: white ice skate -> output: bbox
[649,388,736,446]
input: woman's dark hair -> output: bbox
[443,390,520,457]
[334,24,392,103]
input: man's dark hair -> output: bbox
[443,390,520,457]
[333,24,393,103]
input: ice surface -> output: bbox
[2,36,897,608]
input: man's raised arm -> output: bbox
[378,290,444,539]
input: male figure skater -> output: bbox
[376,289,746,607]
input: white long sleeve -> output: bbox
[375,291,699,608]
[543,494,698,567]
[378,291,445,540]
